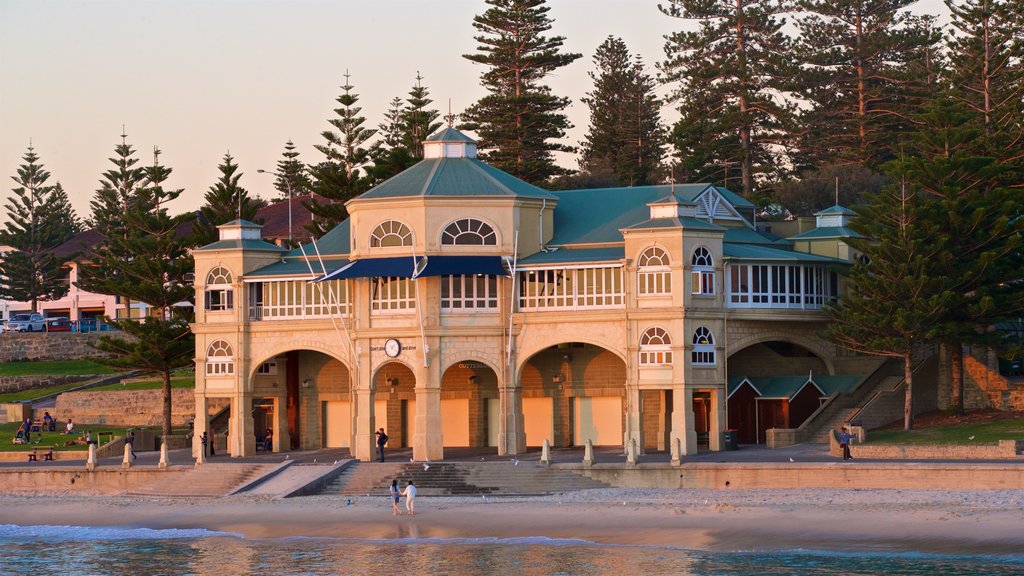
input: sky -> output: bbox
[0,0,948,227]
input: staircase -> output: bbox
[809,376,901,442]
[322,461,611,497]
[128,463,275,497]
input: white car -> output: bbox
[6,313,46,332]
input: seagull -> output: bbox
[481,457,485,461]
[423,462,430,471]
[313,458,317,463]
[968,435,976,441]
[284,455,290,460]
[333,460,338,465]
[482,495,488,502]
[789,457,795,462]
[513,458,519,466]
[410,458,416,463]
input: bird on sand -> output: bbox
[789,457,795,462]
[968,435,976,440]
[423,462,430,471]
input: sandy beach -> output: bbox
[3,488,1023,555]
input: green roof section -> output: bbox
[623,216,726,232]
[814,375,864,395]
[713,186,756,209]
[723,226,789,245]
[517,246,625,266]
[729,374,863,399]
[194,239,286,252]
[244,257,350,278]
[649,192,698,206]
[814,204,856,216]
[788,226,864,240]
[723,243,846,264]
[218,219,261,227]
[356,157,556,200]
[425,127,476,142]
[283,220,350,258]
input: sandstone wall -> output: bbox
[0,333,113,363]
[55,388,227,427]
[0,374,94,395]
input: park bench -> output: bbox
[27,447,54,462]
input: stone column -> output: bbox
[229,393,256,457]
[414,357,443,461]
[708,386,726,451]
[624,385,644,455]
[670,383,698,455]
[497,383,526,456]
[273,395,288,452]
[657,390,670,451]
[351,347,376,462]
[192,394,209,459]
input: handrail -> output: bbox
[791,357,897,443]
[846,357,931,425]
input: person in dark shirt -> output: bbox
[375,428,389,462]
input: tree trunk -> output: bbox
[951,343,964,415]
[162,369,172,438]
[903,353,914,431]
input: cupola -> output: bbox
[217,219,262,241]
[423,127,477,159]
[647,192,698,220]
[813,205,855,228]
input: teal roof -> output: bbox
[245,257,349,278]
[723,227,789,245]
[283,220,350,258]
[788,226,864,240]
[649,192,698,206]
[714,186,756,209]
[517,247,625,266]
[356,158,556,200]
[623,216,726,232]
[723,243,845,264]
[814,375,864,395]
[814,204,856,216]
[729,375,863,399]
[425,127,475,142]
[218,219,261,227]
[194,239,286,252]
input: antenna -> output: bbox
[444,99,457,127]
[835,176,839,205]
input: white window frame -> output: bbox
[726,264,834,309]
[256,360,278,375]
[370,220,413,248]
[639,326,673,366]
[205,266,234,311]
[247,279,350,320]
[206,340,234,376]
[691,326,716,366]
[441,274,498,311]
[371,276,415,314]
[517,265,624,311]
[441,218,497,246]
[690,247,715,296]
[637,246,671,296]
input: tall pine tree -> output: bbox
[460,0,582,184]
[0,146,73,312]
[660,0,796,198]
[89,132,146,237]
[78,149,195,438]
[195,152,263,247]
[273,140,310,203]
[367,96,418,184]
[580,36,664,187]
[402,72,442,158]
[306,72,376,235]
[49,183,83,237]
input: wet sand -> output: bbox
[3,488,1024,555]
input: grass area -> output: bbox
[0,359,116,377]
[0,422,128,452]
[0,381,95,403]
[89,376,195,392]
[867,416,1024,445]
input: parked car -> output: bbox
[45,317,74,332]
[5,313,45,332]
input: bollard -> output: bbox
[158,441,169,469]
[540,438,551,465]
[583,439,594,467]
[86,443,97,471]
[122,443,132,470]
[670,437,681,466]
[626,438,637,466]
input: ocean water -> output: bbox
[2,524,1022,576]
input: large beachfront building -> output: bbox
[191,128,877,461]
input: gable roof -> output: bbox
[356,157,557,201]
[814,204,856,216]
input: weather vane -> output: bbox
[444,98,458,127]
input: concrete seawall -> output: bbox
[0,467,190,493]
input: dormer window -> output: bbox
[637,247,671,295]
[370,220,413,247]
[691,247,715,295]
[441,218,497,245]
[204,266,234,311]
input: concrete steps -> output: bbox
[128,463,275,497]
[810,375,902,442]
[323,461,611,497]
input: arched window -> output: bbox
[206,340,234,375]
[691,326,716,366]
[204,266,234,311]
[370,220,413,247]
[441,218,497,245]
[637,246,671,295]
[639,326,673,366]
[691,247,715,295]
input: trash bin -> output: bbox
[723,429,739,451]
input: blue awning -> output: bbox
[317,255,508,282]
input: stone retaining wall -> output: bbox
[0,332,113,363]
[0,374,95,395]
[827,427,1023,460]
[0,468,189,494]
[55,389,226,427]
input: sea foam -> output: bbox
[0,523,243,541]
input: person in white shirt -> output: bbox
[402,480,417,516]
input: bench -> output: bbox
[27,447,54,462]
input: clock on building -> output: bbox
[384,338,402,358]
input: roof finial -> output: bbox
[444,98,457,128]
[835,176,839,206]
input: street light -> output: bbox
[256,169,293,245]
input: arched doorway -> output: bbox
[373,362,416,448]
[519,343,627,448]
[440,360,500,448]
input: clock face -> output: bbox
[384,338,402,358]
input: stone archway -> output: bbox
[441,360,500,448]
[372,362,417,448]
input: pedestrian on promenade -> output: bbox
[375,428,389,462]
[126,431,137,460]
[838,427,855,461]
[390,479,402,515]
[200,431,209,456]
[23,418,31,444]
[402,480,416,516]
[209,431,216,457]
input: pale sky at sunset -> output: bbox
[0,0,947,226]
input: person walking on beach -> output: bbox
[838,427,855,461]
[375,428,389,462]
[390,479,402,515]
[126,431,137,460]
[402,480,417,516]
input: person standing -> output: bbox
[209,431,216,457]
[126,431,137,460]
[23,418,31,444]
[390,479,402,515]
[838,427,855,461]
[402,480,416,516]
[200,431,209,457]
[375,428,389,463]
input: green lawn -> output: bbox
[0,381,96,403]
[0,422,128,452]
[867,418,1024,445]
[0,359,117,377]
[89,376,195,392]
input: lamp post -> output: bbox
[256,169,293,245]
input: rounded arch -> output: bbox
[206,265,233,285]
[370,357,418,385]
[248,343,353,380]
[726,332,836,375]
[691,245,714,267]
[639,326,673,366]
[441,355,502,378]
[637,245,671,267]
[516,336,628,379]
[370,219,413,248]
[440,217,499,246]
